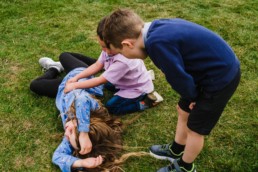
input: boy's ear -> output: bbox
[121,39,134,48]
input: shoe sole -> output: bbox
[153,91,164,103]
[149,151,175,162]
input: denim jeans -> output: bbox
[106,94,146,115]
[104,82,147,115]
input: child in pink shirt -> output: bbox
[64,17,162,115]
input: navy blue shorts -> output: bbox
[178,69,240,135]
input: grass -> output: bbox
[0,0,257,171]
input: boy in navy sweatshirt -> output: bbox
[103,9,240,172]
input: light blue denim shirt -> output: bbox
[52,67,103,172]
[52,137,80,172]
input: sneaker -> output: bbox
[140,91,163,110]
[144,91,163,107]
[157,159,196,172]
[152,91,164,104]
[39,57,64,73]
[149,143,182,162]
[148,70,155,80]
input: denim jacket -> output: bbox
[52,67,103,172]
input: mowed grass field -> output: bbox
[0,0,257,171]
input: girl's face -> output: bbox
[97,36,117,56]
[64,120,79,150]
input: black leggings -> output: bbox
[29,52,97,98]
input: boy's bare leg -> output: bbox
[174,105,189,145]
[175,105,204,163]
[183,130,204,163]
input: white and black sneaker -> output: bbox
[39,57,64,73]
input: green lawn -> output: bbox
[0,0,257,171]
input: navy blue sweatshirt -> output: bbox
[144,19,240,101]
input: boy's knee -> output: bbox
[106,103,114,113]
[105,103,119,115]
[177,104,189,115]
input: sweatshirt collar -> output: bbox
[142,22,152,45]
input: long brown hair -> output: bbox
[67,97,149,172]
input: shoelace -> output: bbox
[161,143,172,150]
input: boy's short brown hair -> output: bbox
[103,9,144,49]
[96,17,107,40]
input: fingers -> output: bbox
[67,78,75,83]
[189,102,196,110]
[95,155,103,166]
[90,156,103,168]
[64,83,73,93]
[82,155,103,168]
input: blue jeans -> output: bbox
[104,82,146,115]
[106,94,146,115]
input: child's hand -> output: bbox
[79,132,92,155]
[189,102,196,110]
[72,155,103,169]
[64,83,76,93]
[81,155,103,168]
[67,77,78,84]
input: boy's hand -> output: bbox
[64,83,76,93]
[79,132,92,155]
[67,77,78,84]
[81,155,103,168]
[189,102,196,110]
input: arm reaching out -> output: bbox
[64,75,107,93]
[64,60,107,93]
[68,61,104,83]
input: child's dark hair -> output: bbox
[97,17,107,40]
[103,9,144,49]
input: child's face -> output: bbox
[64,120,80,150]
[97,36,117,56]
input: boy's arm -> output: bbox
[148,42,197,101]
[76,75,107,89]
[64,75,107,93]
[71,61,104,81]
